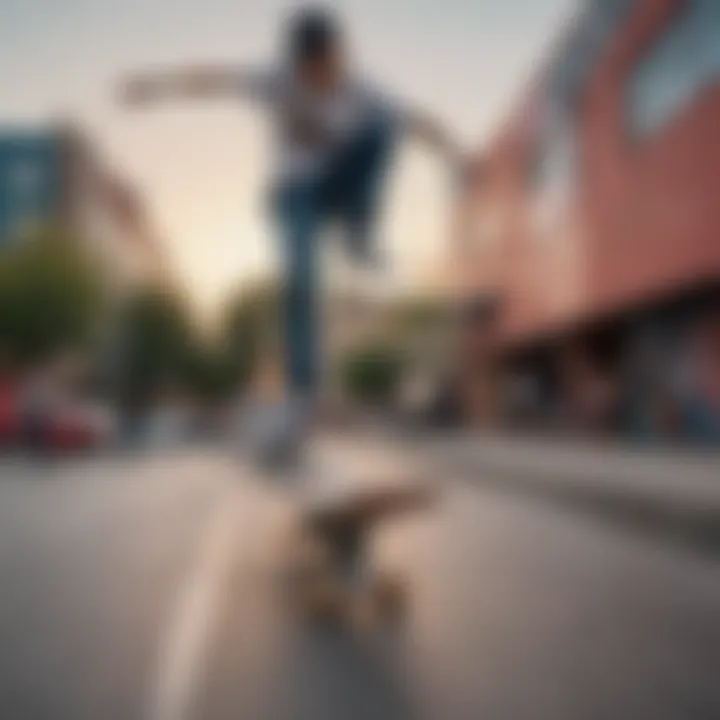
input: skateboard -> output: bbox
[289,482,434,628]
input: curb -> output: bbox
[413,435,720,558]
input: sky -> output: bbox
[1,0,576,313]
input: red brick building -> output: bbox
[454,0,720,437]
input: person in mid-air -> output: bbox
[121,5,463,459]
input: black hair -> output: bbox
[288,6,341,63]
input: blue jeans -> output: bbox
[274,117,396,394]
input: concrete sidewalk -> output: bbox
[403,433,720,557]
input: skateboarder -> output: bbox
[121,6,463,458]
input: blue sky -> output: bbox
[1,0,576,310]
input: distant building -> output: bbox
[453,0,720,438]
[0,123,167,289]
[0,131,58,246]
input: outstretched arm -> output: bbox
[401,106,463,168]
[119,65,265,106]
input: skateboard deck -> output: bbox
[290,481,435,626]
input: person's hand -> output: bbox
[119,68,235,106]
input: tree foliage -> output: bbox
[179,344,239,405]
[118,280,281,408]
[218,280,281,387]
[118,286,194,406]
[0,227,103,364]
[340,342,404,406]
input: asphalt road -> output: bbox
[0,445,718,720]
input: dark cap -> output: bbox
[288,6,342,63]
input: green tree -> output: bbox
[179,344,239,405]
[218,279,281,388]
[390,296,450,341]
[0,227,104,364]
[340,342,404,406]
[118,285,194,407]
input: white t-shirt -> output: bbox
[241,67,398,183]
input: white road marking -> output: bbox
[148,487,240,720]
[146,446,408,720]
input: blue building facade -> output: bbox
[0,131,60,246]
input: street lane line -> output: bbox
[148,488,240,720]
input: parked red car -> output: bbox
[43,404,115,453]
[0,376,20,447]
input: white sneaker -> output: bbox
[240,394,312,473]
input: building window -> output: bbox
[527,102,577,245]
[554,0,633,106]
[628,0,720,138]
[526,0,635,201]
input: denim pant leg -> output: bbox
[275,185,322,395]
[322,115,398,258]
